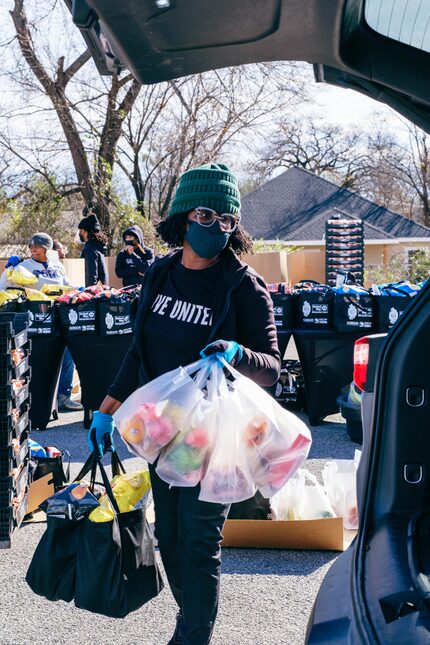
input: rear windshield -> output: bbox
[365,0,430,54]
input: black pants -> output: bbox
[149,464,230,645]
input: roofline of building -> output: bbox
[260,238,430,247]
[288,166,430,236]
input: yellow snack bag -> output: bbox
[23,288,52,301]
[6,265,37,286]
[88,470,151,523]
[0,291,16,306]
[40,284,76,296]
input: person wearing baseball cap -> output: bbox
[88,163,281,644]
[0,232,70,291]
[0,232,83,413]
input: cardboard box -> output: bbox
[222,518,354,552]
[27,473,55,514]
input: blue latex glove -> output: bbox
[5,255,22,269]
[200,339,243,366]
[87,411,115,455]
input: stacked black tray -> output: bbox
[325,216,364,286]
[0,313,31,548]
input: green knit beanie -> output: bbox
[169,163,241,216]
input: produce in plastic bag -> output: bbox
[40,481,102,520]
[322,451,361,529]
[271,469,335,521]
[6,265,37,286]
[156,363,219,487]
[89,470,151,522]
[221,359,312,498]
[199,378,256,504]
[114,360,206,463]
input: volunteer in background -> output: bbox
[0,233,82,412]
[0,233,70,290]
[53,239,83,412]
[88,164,280,645]
[115,225,154,286]
[77,211,109,286]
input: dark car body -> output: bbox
[66,2,430,642]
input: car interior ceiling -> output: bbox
[66,0,430,133]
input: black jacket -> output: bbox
[80,239,108,287]
[108,249,280,402]
[115,225,154,287]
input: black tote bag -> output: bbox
[74,451,164,618]
[26,450,163,616]
[25,451,97,603]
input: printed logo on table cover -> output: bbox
[28,311,35,323]
[105,312,114,330]
[389,307,399,325]
[68,309,78,325]
[302,301,311,317]
[347,303,358,320]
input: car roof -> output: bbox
[66,0,430,132]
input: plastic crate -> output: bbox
[0,462,28,501]
[0,324,28,354]
[0,436,28,478]
[0,349,30,378]
[0,506,13,544]
[0,492,28,546]
[0,487,13,508]
[0,408,30,446]
[0,311,29,331]
[0,381,30,416]
[0,354,30,385]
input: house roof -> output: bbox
[241,166,430,241]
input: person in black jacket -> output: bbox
[77,212,109,286]
[115,224,154,286]
[88,164,280,645]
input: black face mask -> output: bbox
[79,233,86,244]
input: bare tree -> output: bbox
[361,120,430,226]
[251,113,364,186]
[2,0,141,231]
[117,63,308,220]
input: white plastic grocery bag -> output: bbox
[219,359,312,499]
[322,451,361,529]
[270,469,335,521]
[198,368,256,504]
[156,362,220,487]
[114,360,207,463]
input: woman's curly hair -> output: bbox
[155,211,253,256]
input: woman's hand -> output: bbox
[200,339,243,366]
[87,411,116,455]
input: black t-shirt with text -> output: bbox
[142,260,223,379]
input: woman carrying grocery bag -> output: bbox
[89,163,281,645]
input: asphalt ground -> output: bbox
[0,405,359,645]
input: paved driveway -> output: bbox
[0,410,358,645]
